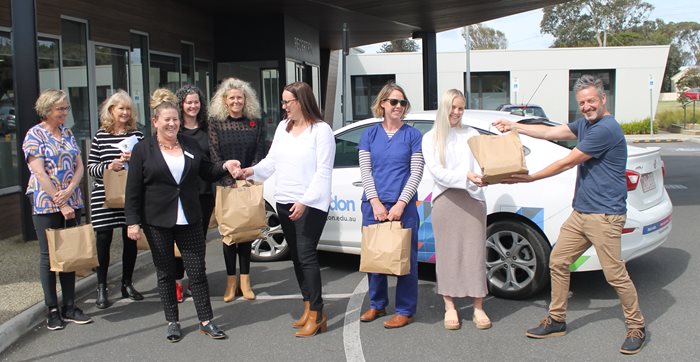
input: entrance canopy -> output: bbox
[178,0,569,49]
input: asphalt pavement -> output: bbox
[2,135,700,361]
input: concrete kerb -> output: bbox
[0,229,219,355]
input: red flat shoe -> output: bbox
[176,283,184,303]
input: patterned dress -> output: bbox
[87,129,144,230]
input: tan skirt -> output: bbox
[432,188,487,298]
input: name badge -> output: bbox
[184,151,194,159]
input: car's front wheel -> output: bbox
[485,219,551,299]
[250,203,289,262]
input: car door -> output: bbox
[318,123,373,250]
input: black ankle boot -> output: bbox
[96,283,110,309]
[121,281,144,301]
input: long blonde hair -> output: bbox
[432,89,465,166]
[99,90,137,133]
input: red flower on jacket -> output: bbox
[249,120,256,128]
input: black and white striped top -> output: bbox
[359,149,424,204]
[87,129,144,231]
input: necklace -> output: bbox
[159,140,179,150]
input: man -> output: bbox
[493,74,645,355]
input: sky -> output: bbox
[360,0,699,53]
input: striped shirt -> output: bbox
[359,149,423,204]
[87,129,144,230]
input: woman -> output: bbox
[358,82,424,329]
[87,90,144,309]
[239,81,334,337]
[22,89,93,330]
[422,89,490,330]
[173,85,212,303]
[125,88,239,342]
[208,78,266,302]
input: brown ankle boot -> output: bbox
[295,308,327,337]
[223,275,237,303]
[292,301,311,329]
[239,274,256,300]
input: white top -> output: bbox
[162,151,188,225]
[252,120,335,212]
[422,127,485,202]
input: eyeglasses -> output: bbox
[384,98,408,107]
[54,106,71,112]
[281,99,297,106]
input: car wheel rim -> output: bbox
[486,230,537,292]
[251,210,287,258]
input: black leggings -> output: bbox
[174,193,214,280]
[143,222,213,322]
[95,227,137,284]
[223,242,252,275]
[276,203,328,312]
[32,209,82,308]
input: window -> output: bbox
[130,33,150,135]
[61,19,91,141]
[181,42,194,85]
[334,125,368,168]
[0,30,18,191]
[195,59,212,100]
[468,72,510,110]
[150,52,181,94]
[94,45,129,107]
[569,70,615,122]
[351,74,395,120]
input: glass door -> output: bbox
[261,69,280,149]
[94,44,129,108]
[130,33,150,135]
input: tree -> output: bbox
[676,67,700,102]
[378,39,420,53]
[541,0,653,47]
[461,23,508,50]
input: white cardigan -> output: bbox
[422,127,485,202]
[252,120,335,211]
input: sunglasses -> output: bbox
[385,98,408,107]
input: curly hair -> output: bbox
[98,90,138,133]
[34,89,68,120]
[175,85,208,131]
[209,77,261,121]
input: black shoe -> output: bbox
[46,307,64,331]
[620,327,646,355]
[96,284,111,309]
[61,306,93,325]
[526,316,566,338]
[121,282,144,301]
[199,322,227,339]
[166,322,182,343]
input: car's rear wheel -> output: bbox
[485,219,550,299]
[250,203,289,262]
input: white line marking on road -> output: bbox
[665,184,688,189]
[84,293,355,304]
[344,275,368,362]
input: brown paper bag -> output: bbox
[174,242,181,258]
[359,221,411,276]
[467,129,529,184]
[135,230,150,250]
[103,169,128,208]
[215,181,266,245]
[46,223,99,273]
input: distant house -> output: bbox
[336,45,670,125]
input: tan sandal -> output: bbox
[444,309,461,330]
[472,309,492,330]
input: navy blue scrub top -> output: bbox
[358,122,422,203]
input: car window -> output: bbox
[334,125,369,168]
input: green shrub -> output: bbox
[620,118,658,135]
[655,107,698,129]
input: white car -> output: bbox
[251,110,673,299]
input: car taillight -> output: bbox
[622,227,636,234]
[661,160,665,178]
[626,170,640,191]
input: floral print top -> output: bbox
[22,123,84,214]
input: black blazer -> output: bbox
[125,134,226,228]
